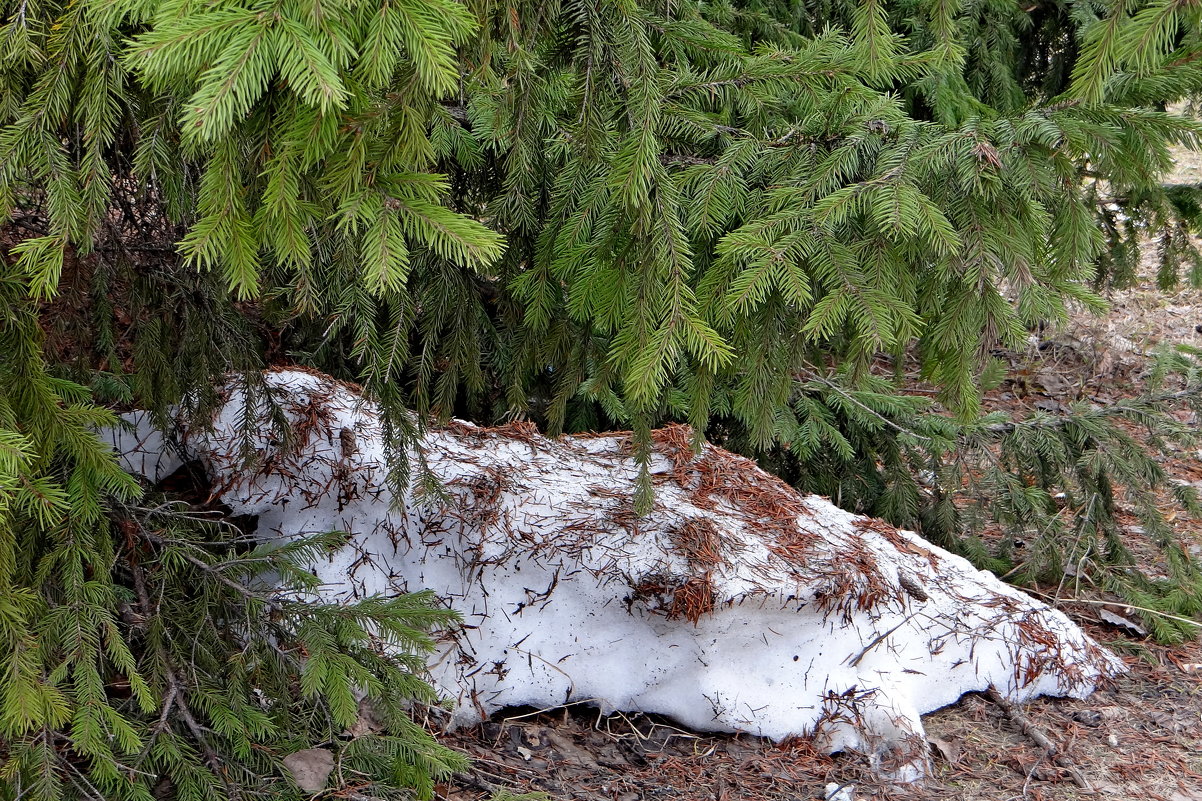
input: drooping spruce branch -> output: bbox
[736,353,1202,642]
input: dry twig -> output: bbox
[985,685,1093,792]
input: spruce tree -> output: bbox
[1,0,1202,797]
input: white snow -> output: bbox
[106,410,184,483]
[112,369,1124,781]
[824,783,856,801]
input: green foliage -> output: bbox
[733,352,1202,643]
[0,258,464,797]
[0,0,487,797]
[0,491,465,801]
[2,0,1202,794]
[0,227,464,795]
[6,0,1201,440]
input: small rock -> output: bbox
[346,697,386,737]
[282,748,334,794]
[541,728,601,769]
[1071,709,1102,727]
[1107,733,1119,747]
[594,743,628,768]
[1036,369,1069,394]
[723,739,758,761]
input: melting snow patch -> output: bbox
[111,369,1123,782]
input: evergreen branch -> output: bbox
[127,552,230,789]
[139,530,287,614]
[984,384,1202,435]
[798,367,937,444]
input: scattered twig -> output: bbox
[451,770,508,795]
[985,685,1093,792]
[1026,590,1202,630]
[847,611,919,667]
[985,384,1202,435]
[798,365,937,444]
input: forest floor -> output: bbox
[434,308,1202,801]
[434,143,1202,801]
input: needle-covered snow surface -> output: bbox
[111,369,1123,781]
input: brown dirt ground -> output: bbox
[433,127,1202,801]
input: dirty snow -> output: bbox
[109,369,1124,782]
